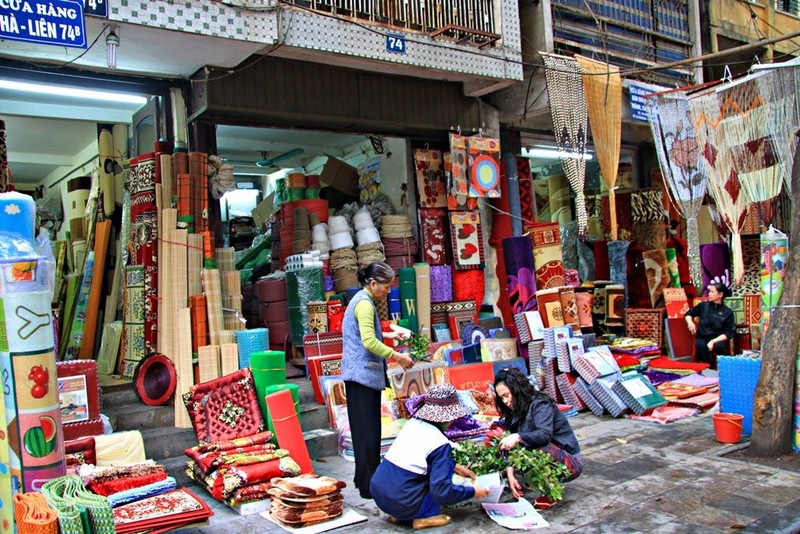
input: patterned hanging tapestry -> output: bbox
[129,153,158,356]
[689,88,754,284]
[576,55,622,239]
[646,89,707,291]
[755,59,800,192]
[542,54,590,236]
[467,137,502,198]
[414,149,447,208]
[715,77,784,227]
[449,211,485,270]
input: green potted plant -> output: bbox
[406,329,431,362]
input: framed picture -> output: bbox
[58,375,90,424]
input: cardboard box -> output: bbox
[321,157,359,198]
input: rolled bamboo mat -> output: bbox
[210,330,235,346]
[159,154,173,208]
[220,343,239,376]
[79,220,112,359]
[112,124,127,205]
[216,247,236,272]
[189,295,208,353]
[187,233,204,297]
[202,269,224,334]
[174,308,193,428]
[198,345,221,383]
[221,270,243,331]
[414,263,431,340]
[157,208,177,357]
[174,228,188,308]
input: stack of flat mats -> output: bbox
[589,374,629,417]
[555,373,586,411]
[573,347,620,383]
[574,377,605,416]
[112,488,213,533]
[268,474,346,528]
[611,371,667,415]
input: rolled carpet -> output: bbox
[399,267,418,333]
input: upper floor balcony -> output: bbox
[546,0,699,85]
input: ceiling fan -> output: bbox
[256,148,305,168]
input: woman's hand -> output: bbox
[707,340,714,351]
[454,464,476,480]
[394,352,414,371]
[473,486,490,500]
[506,467,523,499]
[685,318,696,336]
[499,433,521,451]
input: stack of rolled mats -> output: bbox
[268,474,346,528]
[185,431,301,505]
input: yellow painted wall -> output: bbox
[710,0,800,57]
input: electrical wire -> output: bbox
[61,24,109,67]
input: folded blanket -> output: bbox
[107,477,177,507]
[227,482,273,505]
[187,431,274,456]
[271,474,346,497]
[90,471,168,497]
[646,356,709,373]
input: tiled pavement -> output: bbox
[177,412,800,533]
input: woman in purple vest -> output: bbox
[341,261,414,499]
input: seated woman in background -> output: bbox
[684,282,735,370]
[370,384,489,530]
[493,368,583,509]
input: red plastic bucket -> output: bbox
[713,412,744,443]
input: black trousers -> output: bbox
[344,380,381,498]
[695,338,727,370]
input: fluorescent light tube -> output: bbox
[0,80,147,105]
[523,147,593,161]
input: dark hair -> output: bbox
[709,282,728,298]
[356,261,395,286]
[493,368,551,425]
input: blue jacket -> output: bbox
[341,289,388,391]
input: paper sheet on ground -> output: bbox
[453,471,504,503]
[260,507,368,534]
[481,499,549,529]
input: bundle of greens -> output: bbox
[451,430,570,501]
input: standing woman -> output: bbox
[341,261,415,499]
[493,368,583,508]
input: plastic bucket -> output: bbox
[713,412,744,443]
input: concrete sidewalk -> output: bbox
[179,412,800,533]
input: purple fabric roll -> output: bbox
[503,236,537,314]
[700,242,731,296]
[430,264,453,303]
[324,274,335,292]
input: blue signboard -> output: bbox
[386,33,406,54]
[628,83,657,122]
[0,0,87,48]
[84,0,107,18]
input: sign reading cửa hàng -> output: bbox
[0,0,87,48]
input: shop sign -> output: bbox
[0,0,87,48]
[84,0,107,18]
[386,33,406,54]
[628,82,669,122]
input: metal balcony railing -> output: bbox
[550,0,694,83]
[287,0,501,46]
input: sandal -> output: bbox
[412,514,452,529]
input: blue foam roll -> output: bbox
[0,192,36,242]
[718,356,761,435]
[235,328,269,369]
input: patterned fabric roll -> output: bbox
[575,290,594,329]
[700,242,731,296]
[665,248,681,288]
[642,249,670,307]
[536,288,564,328]
[529,222,565,289]
[608,240,630,306]
[503,236,537,314]
[429,265,453,303]
[605,285,626,326]
[558,286,580,328]
[414,263,432,339]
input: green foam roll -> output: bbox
[398,267,418,333]
[264,383,300,436]
[250,350,287,423]
[305,188,320,199]
[287,188,305,201]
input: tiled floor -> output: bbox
[176,412,800,533]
